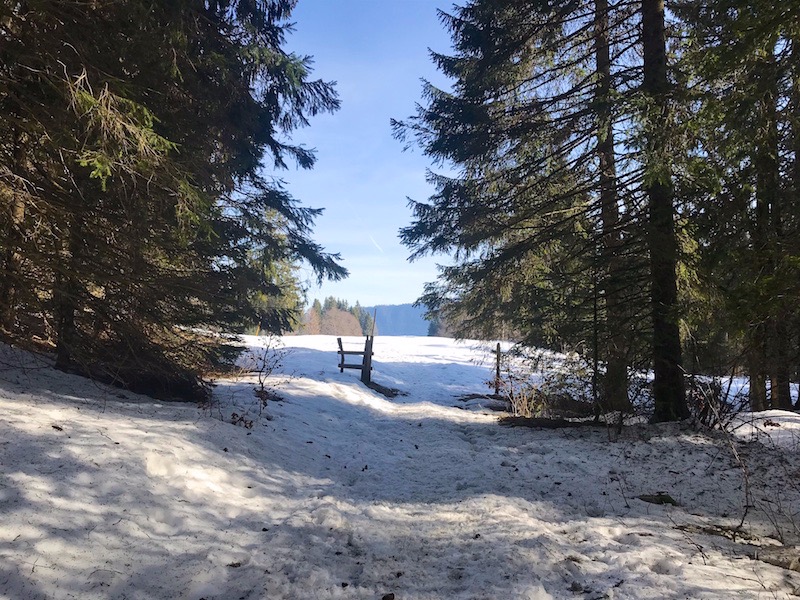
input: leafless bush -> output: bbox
[686,374,748,429]
[697,398,800,546]
[492,346,595,419]
[203,335,291,426]
[240,334,287,410]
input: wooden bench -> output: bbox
[337,336,374,384]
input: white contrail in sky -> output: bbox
[368,234,384,253]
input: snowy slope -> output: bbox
[2,336,800,599]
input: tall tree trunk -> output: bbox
[768,45,793,410]
[0,198,24,331]
[642,0,688,421]
[754,50,791,409]
[54,216,83,371]
[793,39,800,409]
[770,319,791,409]
[747,340,767,411]
[749,116,770,409]
[0,128,26,331]
[595,0,630,412]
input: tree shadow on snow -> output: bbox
[2,345,799,598]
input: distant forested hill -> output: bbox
[366,304,429,336]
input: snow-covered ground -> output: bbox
[2,335,800,599]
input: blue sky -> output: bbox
[282,0,454,307]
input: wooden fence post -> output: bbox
[361,335,373,384]
[495,342,501,396]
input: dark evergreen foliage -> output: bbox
[675,0,800,410]
[0,0,345,399]
[393,0,656,414]
[397,0,800,418]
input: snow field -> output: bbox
[1,336,800,598]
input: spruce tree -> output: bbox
[395,0,659,414]
[641,0,688,421]
[676,0,800,410]
[0,1,345,398]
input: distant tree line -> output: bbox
[0,1,344,399]
[296,298,377,336]
[394,0,800,419]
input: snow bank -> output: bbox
[1,336,799,599]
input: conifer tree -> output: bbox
[0,0,345,398]
[641,0,688,421]
[395,0,658,413]
[675,0,800,410]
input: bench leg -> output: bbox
[360,336,373,384]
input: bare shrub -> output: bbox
[493,346,595,419]
[240,334,287,410]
